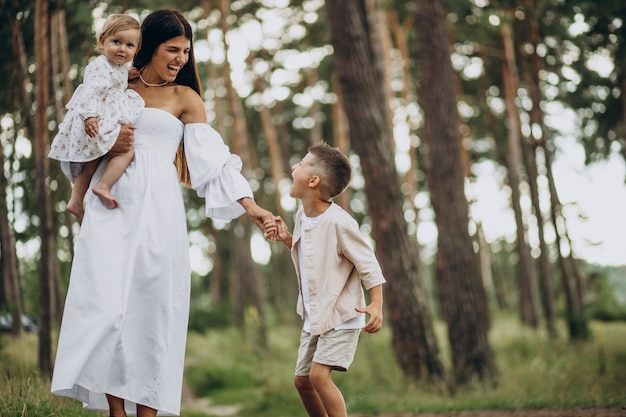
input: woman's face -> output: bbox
[150,35,191,83]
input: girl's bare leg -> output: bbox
[67,159,99,219]
[106,394,127,417]
[92,149,134,209]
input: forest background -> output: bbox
[1,0,626,416]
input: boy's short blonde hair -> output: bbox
[95,14,141,53]
[308,142,352,198]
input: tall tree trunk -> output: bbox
[326,0,444,381]
[386,8,421,240]
[305,69,324,145]
[521,0,556,336]
[543,140,588,339]
[2,2,26,337]
[35,0,54,376]
[331,75,352,211]
[0,142,24,336]
[414,0,495,386]
[501,20,538,328]
[522,0,587,339]
[249,55,295,317]
[251,65,288,221]
[49,5,67,326]
[218,0,268,351]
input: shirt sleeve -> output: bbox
[183,123,253,220]
[337,215,387,290]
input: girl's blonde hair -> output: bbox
[95,14,141,53]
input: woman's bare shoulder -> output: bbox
[177,85,206,124]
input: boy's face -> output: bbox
[290,152,318,198]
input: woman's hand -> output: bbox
[128,67,140,82]
[109,124,136,155]
[238,197,277,240]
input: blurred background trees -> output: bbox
[1,0,625,390]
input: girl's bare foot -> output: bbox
[93,183,119,209]
[66,199,84,219]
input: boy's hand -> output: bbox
[273,216,293,248]
[263,216,278,241]
[356,303,383,333]
[85,117,99,138]
[357,284,384,334]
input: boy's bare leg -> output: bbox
[294,375,328,417]
[67,160,99,219]
[106,393,127,417]
[309,363,347,417]
[137,403,158,417]
[92,149,134,209]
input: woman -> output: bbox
[51,9,275,417]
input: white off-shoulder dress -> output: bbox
[51,108,253,416]
[48,55,144,164]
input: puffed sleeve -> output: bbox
[184,123,253,220]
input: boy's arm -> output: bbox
[356,284,383,334]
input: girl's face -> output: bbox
[148,35,191,83]
[100,29,140,66]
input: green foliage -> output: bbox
[585,270,626,322]
[188,300,234,333]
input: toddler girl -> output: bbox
[49,14,144,219]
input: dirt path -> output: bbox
[351,408,626,417]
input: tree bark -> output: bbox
[0,141,24,336]
[414,0,496,386]
[218,0,268,350]
[326,0,444,381]
[521,0,556,336]
[35,0,54,376]
[1,2,26,337]
[501,20,538,328]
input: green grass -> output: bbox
[0,333,95,417]
[1,318,625,417]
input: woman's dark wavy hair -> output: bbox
[133,9,202,96]
[133,9,202,186]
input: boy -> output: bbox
[275,142,386,417]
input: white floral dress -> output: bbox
[48,55,144,164]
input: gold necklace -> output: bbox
[139,73,168,87]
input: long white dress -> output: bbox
[48,55,144,164]
[51,108,253,416]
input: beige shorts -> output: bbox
[294,328,361,376]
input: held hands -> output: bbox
[239,198,277,241]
